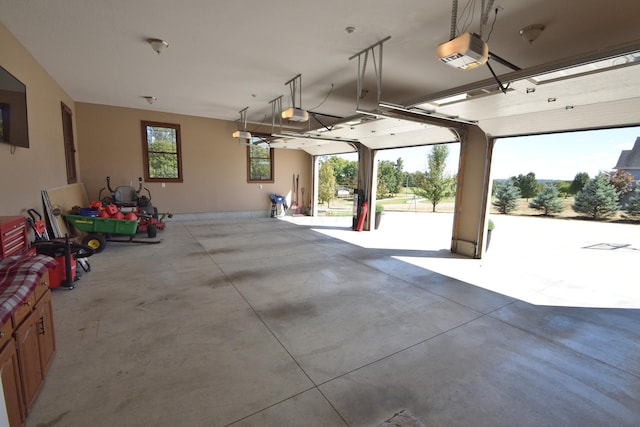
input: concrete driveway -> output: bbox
[285,212,640,308]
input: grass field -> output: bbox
[319,193,636,223]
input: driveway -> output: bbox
[284,212,640,308]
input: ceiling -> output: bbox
[2,0,640,155]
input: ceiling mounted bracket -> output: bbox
[232,107,252,143]
[349,36,391,112]
[282,74,309,122]
[269,96,283,134]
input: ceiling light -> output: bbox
[232,130,252,139]
[143,96,157,104]
[148,38,169,54]
[529,52,640,84]
[519,24,545,44]
[431,93,468,106]
[282,107,309,122]
[437,33,488,70]
[281,74,309,122]
[233,107,252,139]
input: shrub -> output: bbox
[623,190,640,220]
[572,173,619,219]
[529,184,564,215]
[493,179,520,214]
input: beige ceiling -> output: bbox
[2,0,640,155]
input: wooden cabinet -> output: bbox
[35,291,55,375]
[14,308,45,413]
[0,271,56,425]
[0,339,25,427]
[0,217,29,259]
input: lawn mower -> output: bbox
[98,176,172,238]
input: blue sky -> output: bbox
[367,125,640,181]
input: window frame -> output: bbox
[246,143,274,183]
[61,102,77,184]
[141,120,183,183]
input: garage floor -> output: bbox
[27,215,640,426]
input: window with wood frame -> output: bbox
[247,141,274,182]
[61,102,77,184]
[141,121,183,182]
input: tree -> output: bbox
[377,160,398,198]
[529,184,564,215]
[327,156,358,189]
[515,172,539,200]
[318,161,336,207]
[394,158,405,195]
[572,173,620,219]
[608,169,634,198]
[556,181,571,198]
[623,189,640,220]
[493,179,521,214]
[569,172,590,195]
[414,145,455,212]
[148,139,179,178]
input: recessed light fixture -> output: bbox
[547,97,557,103]
[565,105,574,110]
[519,24,545,44]
[526,87,536,94]
[143,96,157,104]
[346,26,356,34]
[148,38,169,55]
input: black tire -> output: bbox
[147,223,158,238]
[31,240,94,258]
[74,244,95,258]
[82,233,107,253]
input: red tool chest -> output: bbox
[0,216,29,259]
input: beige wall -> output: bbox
[0,21,311,217]
[76,103,311,215]
[0,23,78,216]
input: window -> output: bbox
[61,102,77,184]
[247,141,274,182]
[141,121,183,182]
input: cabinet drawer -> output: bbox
[34,272,50,303]
[0,320,12,349]
[11,293,35,329]
[0,216,28,258]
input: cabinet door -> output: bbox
[0,339,25,427]
[35,291,55,375]
[14,314,43,413]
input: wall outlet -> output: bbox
[161,182,165,188]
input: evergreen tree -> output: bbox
[529,184,564,215]
[569,172,590,195]
[318,161,336,208]
[623,189,640,220]
[572,173,620,219]
[493,179,520,214]
[414,145,455,212]
[515,172,539,200]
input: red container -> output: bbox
[47,255,77,288]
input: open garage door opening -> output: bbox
[404,126,640,309]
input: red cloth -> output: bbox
[0,254,58,326]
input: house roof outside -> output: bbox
[614,137,640,171]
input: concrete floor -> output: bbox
[27,214,640,426]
